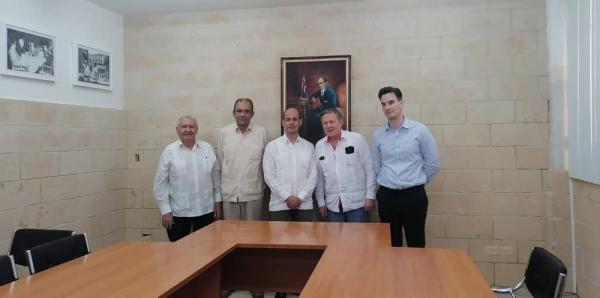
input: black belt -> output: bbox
[379,184,424,193]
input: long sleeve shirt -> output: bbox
[315,130,376,213]
[263,135,317,211]
[216,122,268,202]
[153,140,222,217]
[372,118,440,190]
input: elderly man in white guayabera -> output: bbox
[153,115,222,242]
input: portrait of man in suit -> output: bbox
[311,77,338,110]
[304,77,339,143]
[281,55,351,145]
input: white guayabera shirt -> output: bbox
[262,135,317,211]
[315,130,376,213]
[216,122,268,202]
[153,140,222,217]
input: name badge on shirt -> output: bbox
[345,146,354,154]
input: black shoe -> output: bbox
[274,293,287,298]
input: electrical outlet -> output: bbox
[135,153,140,162]
[140,233,152,241]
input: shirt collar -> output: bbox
[234,122,253,133]
[384,117,413,131]
[284,134,301,145]
[177,139,200,150]
[326,130,347,144]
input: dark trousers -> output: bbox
[167,212,214,242]
[377,185,428,247]
[269,209,314,222]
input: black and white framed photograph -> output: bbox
[3,24,55,81]
[73,42,111,90]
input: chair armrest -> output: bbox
[492,286,513,293]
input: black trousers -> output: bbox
[269,209,314,222]
[376,185,428,247]
[167,212,214,242]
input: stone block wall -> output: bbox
[0,98,127,255]
[123,0,550,285]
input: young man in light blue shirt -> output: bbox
[372,87,439,247]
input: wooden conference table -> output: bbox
[0,221,493,297]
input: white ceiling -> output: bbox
[89,0,360,16]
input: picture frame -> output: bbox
[72,42,111,90]
[2,23,55,81]
[281,55,351,144]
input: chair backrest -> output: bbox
[0,255,17,286]
[25,234,90,275]
[525,247,568,298]
[7,228,74,266]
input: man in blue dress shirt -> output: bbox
[372,86,440,247]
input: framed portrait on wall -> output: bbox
[281,55,351,144]
[72,42,111,90]
[2,23,55,81]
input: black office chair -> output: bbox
[7,228,75,267]
[492,247,567,298]
[25,233,90,275]
[0,255,17,286]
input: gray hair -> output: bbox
[176,115,198,128]
[320,108,344,122]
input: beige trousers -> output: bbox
[223,199,263,220]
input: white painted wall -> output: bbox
[0,0,123,109]
[546,0,568,170]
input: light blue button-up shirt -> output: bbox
[372,118,440,190]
